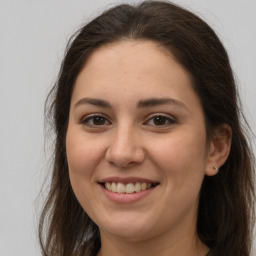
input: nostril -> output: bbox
[106,158,138,169]
[105,138,145,167]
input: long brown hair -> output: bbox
[39,1,255,256]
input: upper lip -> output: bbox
[98,176,160,185]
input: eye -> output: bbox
[81,115,111,127]
[145,115,176,127]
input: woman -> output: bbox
[39,1,255,256]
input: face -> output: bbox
[66,40,212,242]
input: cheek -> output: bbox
[66,130,104,179]
[65,130,104,210]
[152,133,206,167]
[148,130,207,191]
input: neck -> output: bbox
[97,228,208,256]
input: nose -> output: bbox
[105,125,145,168]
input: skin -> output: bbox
[66,40,231,256]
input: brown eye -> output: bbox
[92,116,106,125]
[153,116,168,125]
[82,115,111,127]
[145,115,176,127]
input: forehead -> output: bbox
[71,40,200,110]
[80,40,181,78]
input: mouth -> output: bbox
[99,181,160,194]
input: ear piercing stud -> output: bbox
[213,166,219,172]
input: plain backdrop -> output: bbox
[0,0,255,255]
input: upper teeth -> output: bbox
[105,182,153,194]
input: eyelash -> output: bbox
[80,114,176,128]
[144,114,176,127]
[81,114,111,127]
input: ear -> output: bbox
[205,124,232,176]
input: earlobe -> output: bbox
[206,166,219,176]
[205,124,232,176]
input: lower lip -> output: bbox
[100,185,157,204]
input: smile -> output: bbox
[104,182,158,194]
[98,177,160,203]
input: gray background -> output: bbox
[0,0,255,255]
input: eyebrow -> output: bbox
[73,97,188,111]
[137,97,188,110]
[74,98,111,109]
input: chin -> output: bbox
[97,215,155,241]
